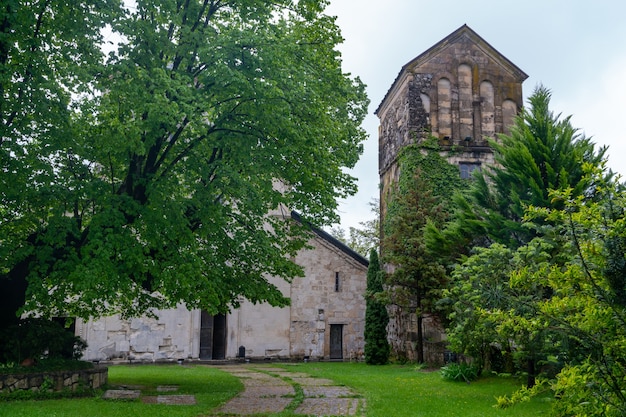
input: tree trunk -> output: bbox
[0,260,29,330]
[526,357,536,388]
[416,314,424,363]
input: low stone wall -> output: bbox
[0,366,108,393]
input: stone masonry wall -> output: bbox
[290,235,367,360]
[0,367,107,393]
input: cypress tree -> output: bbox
[364,249,390,364]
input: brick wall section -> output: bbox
[0,367,107,393]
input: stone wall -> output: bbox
[76,305,198,361]
[0,367,107,393]
[76,215,367,362]
[290,234,368,359]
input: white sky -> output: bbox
[325,0,626,231]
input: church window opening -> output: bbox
[459,162,481,179]
[335,272,341,292]
[437,78,452,138]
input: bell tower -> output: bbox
[375,24,528,362]
[376,24,528,219]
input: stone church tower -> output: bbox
[376,25,528,362]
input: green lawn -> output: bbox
[0,362,551,417]
[0,364,242,417]
[276,362,552,417]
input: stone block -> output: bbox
[102,389,141,400]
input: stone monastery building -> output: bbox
[376,24,528,362]
[78,24,527,364]
[77,211,368,362]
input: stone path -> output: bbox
[102,364,365,415]
[214,365,365,416]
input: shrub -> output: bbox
[0,318,87,364]
[440,362,479,382]
[0,358,94,375]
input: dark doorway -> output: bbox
[199,311,227,360]
[329,324,343,359]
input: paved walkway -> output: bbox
[103,363,365,415]
[214,364,365,416]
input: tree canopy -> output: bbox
[382,141,463,362]
[427,85,608,255]
[438,86,625,412]
[0,0,369,323]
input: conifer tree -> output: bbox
[383,167,450,362]
[364,249,389,365]
[429,85,607,253]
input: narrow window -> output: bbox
[459,162,481,179]
[335,272,340,292]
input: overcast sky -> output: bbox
[324,0,626,231]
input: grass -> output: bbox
[275,362,552,417]
[0,362,552,417]
[0,364,242,417]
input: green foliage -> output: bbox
[440,362,480,382]
[429,85,608,256]
[364,249,390,365]
[382,141,463,361]
[457,164,626,415]
[329,198,379,257]
[0,1,369,321]
[0,319,87,364]
[0,358,94,375]
[437,86,614,396]
[494,379,549,409]
[521,169,626,416]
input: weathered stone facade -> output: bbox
[76,213,367,362]
[376,25,527,362]
[0,367,107,393]
[377,24,527,218]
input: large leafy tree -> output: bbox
[1,0,120,327]
[0,0,368,324]
[495,167,626,416]
[440,87,614,391]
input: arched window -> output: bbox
[420,93,431,116]
[502,99,517,135]
[480,81,495,139]
[458,64,473,140]
[437,78,451,139]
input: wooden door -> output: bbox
[330,324,343,359]
[200,311,227,360]
[212,313,226,359]
[199,310,214,359]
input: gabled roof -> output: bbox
[290,211,369,267]
[375,24,529,115]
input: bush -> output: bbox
[440,362,479,382]
[0,358,94,375]
[0,318,87,364]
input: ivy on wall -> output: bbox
[384,138,465,232]
[381,137,466,362]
